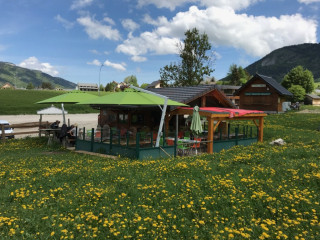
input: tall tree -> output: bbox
[227,64,251,86]
[159,28,214,86]
[105,82,117,92]
[41,82,54,90]
[124,75,139,87]
[282,66,315,94]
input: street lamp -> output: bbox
[98,63,104,96]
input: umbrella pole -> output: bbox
[61,103,66,125]
[155,98,168,147]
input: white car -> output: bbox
[0,120,14,139]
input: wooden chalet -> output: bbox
[98,85,235,133]
[234,74,293,112]
[305,94,320,106]
[1,83,14,89]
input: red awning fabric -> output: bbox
[181,107,264,118]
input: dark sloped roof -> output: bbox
[148,84,236,108]
[306,93,320,99]
[234,74,293,96]
[148,85,216,104]
[146,80,161,88]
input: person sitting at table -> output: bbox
[67,124,78,139]
[50,120,60,129]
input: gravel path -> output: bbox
[0,114,99,138]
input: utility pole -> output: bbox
[98,64,104,96]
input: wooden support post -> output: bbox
[1,125,5,141]
[207,117,214,154]
[39,115,42,137]
[258,117,264,142]
[201,96,206,107]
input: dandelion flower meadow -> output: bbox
[0,112,320,239]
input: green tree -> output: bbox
[282,66,315,94]
[288,85,306,102]
[124,75,139,87]
[41,82,54,90]
[99,84,104,92]
[160,28,214,86]
[227,64,250,86]
[26,82,34,90]
[105,82,118,92]
[140,83,149,89]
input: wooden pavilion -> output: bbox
[166,107,267,154]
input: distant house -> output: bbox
[1,83,14,89]
[146,80,162,89]
[234,74,293,112]
[305,94,320,106]
[77,83,98,92]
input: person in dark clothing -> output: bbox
[50,120,60,129]
[59,124,68,142]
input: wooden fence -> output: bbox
[0,121,51,141]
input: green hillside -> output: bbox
[0,61,76,89]
[245,43,320,82]
[0,89,98,115]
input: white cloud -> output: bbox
[77,16,121,41]
[71,0,94,10]
[55,15,75,29]
[143,14,169,26]
[87,59,101,66]
[121,19,139,32]
[117,5,317,60]
[137,0,262,11]
[116,32,180,59]
[298,0,320,3]
[89,49,100,55]
[19,57,59,76]
[131,55,147,62]
[103,60,126,71]
[103,17,115,25]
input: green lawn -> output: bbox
[0,112,320,239]
[0,89,106,115]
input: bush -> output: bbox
[288,84,305,102]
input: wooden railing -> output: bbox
[0,121,51,141]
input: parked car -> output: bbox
[0,120,14,139]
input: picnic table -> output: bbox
[40,128,61,145]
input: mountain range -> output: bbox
[244,43,320,83]
[1,43,320,89]
[0,62,76,89]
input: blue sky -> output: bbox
[0,0,319,86]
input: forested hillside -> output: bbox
[245,43,320,82]
[0,61,76,89]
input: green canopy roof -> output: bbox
[36,91,97,104]
[77,89,187,107]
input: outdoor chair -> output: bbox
[177,140,190,156]
[191,137,202,155]
[166,139,174,146]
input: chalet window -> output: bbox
[251,84,266,87]
[119,113,128,123]
[245,92,271,96]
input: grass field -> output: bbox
[1,112,320,239]
[0,89,104,115]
